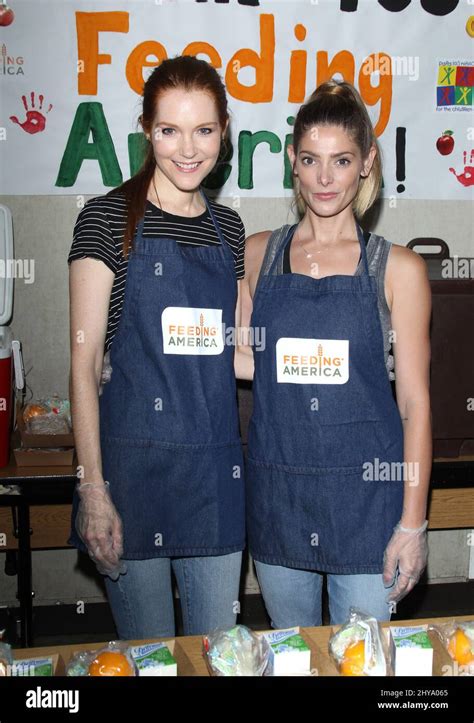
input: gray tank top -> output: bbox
[256,225,395,380]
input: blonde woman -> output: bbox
[237,80,431,626]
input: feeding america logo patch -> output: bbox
[162,306,224,355]
[276,338,349,384]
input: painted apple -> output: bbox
[436,130,454,156]
[0,3,14,26]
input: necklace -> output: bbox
[151,171,205,217]
[152,174,162,214]
[295,227,331,258]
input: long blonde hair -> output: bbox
[292,80,382,220]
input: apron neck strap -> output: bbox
[267,224,297,276]
[136,214,146,239]
[356,220,370,276]
[199,188,226,245]
[268,219,370,277]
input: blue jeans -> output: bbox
[255,561,394,627]
[104,552,242,639]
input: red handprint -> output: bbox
[10,92,53,134]
[449,149,474,187]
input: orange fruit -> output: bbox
[23,403,48,423]
[447,629,474,666]
[88,650,134,676]
[340,640,366,676]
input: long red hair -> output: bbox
[110,55,230,259]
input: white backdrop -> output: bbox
[0,0,472,199]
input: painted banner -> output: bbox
[0,0,472,199]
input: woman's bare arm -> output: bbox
[387,245,432,527]
[234,279,254,381]
[234,231,271,380]
[69,257,114,486]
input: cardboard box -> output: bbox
[8,616,473,678]
[64,638,193,676]
[17,402,74,448]
[201,626,318,676]
[13,446,76,467]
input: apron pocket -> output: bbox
[246,457,398,572]
[102,437,244,556]
[318,419,397,468]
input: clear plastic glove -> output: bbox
[98,350,113,397]
[75,481,127,581]
[383,520,428,604]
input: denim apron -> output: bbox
[69,191,245,559]
[246,222,404,574]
